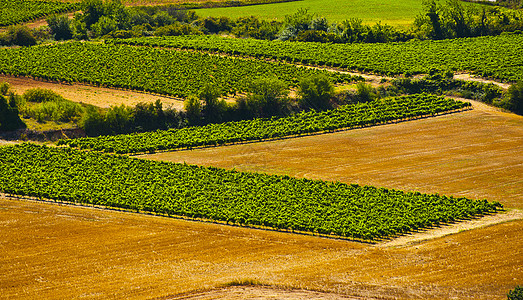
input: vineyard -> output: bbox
[0,0,77,27]
[58,94,471,154]
[0,143,502,241]
[0,42,356,98]
[111,33,523,82]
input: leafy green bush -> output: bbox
[0,94,25,131]
[508,286,523,300]
[237,77,290,118]
[298,74,335,110]
[47,14,73,40]
[505,81,523,114]
[22,88,84,123]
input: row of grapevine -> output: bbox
[110,33,523,82]
[0,0,77,26]
[0,143,502,241]
[0,41,357,98]
[58,94,471,154]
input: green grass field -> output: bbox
[195,0,485,27]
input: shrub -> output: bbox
[184,95,202,126]
[508,286,523,300]
[47,14,73,40]
[505,81,523,114]
[5,26,37,46]
[0,94,25,131]
[238,77,290,118]
[23,88,63,103]
[298,74,335,111]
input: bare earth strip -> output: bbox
[141,100,523,209]
[378,209,523,248]
[0,75,186,110]
[1,198,521,299]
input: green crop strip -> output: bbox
[58,94,470,154]
[0,0,77,26]
[111,33,523,82]
[0,41,356,97]
[0,143,502,241]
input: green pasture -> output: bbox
[194,0,486,27]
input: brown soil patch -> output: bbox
[141,100,523,209]
[0,75,186,110]
[454,73,512,89]
[1,197,521,299]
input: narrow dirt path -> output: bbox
[378,209,523,248]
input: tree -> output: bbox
[7,26,37,46]
[200,83,227,123]
[298,74,335,110]
[47,14,73,40]
[0,94,25,132]
[424,0,445,39]
[184,95,202,126]
[505,81,523,114]
[239,77,290,118]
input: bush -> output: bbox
[47,14,73,40]
[184,95,202,126]
[508,286,523,300]
[238,77,290,118]
[505,81,523,114]
[298,74,335,110]
[22,88,84,123]
[3,26,37,46]
[23,88,63,103]
[0,94,25,131]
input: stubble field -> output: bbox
[1,99,522,299]
[0,197,521,299]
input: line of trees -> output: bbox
[40,0,523,44]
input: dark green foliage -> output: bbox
[200,83,228,124]
[59,94,471,154]
[202,16,234,34]
[4,25,37,46]
[23,88,63,103]
[154,23,202,36]
[47,14,73,40]
[415,0,523,39]
[0,94,25,132]
[298,74,335,110]
[237,77,290,118]
[508,286,523,300]
[0,143,502,241]
[505,82,523,114]
[183,95,203,126]
[80,101,181,136]
[232,16,281,40]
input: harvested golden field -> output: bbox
[142,100,523,209]
[1,198,521,299]
[0,75,185,110]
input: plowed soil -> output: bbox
[1,198,521,299]
[142,100,523,209]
